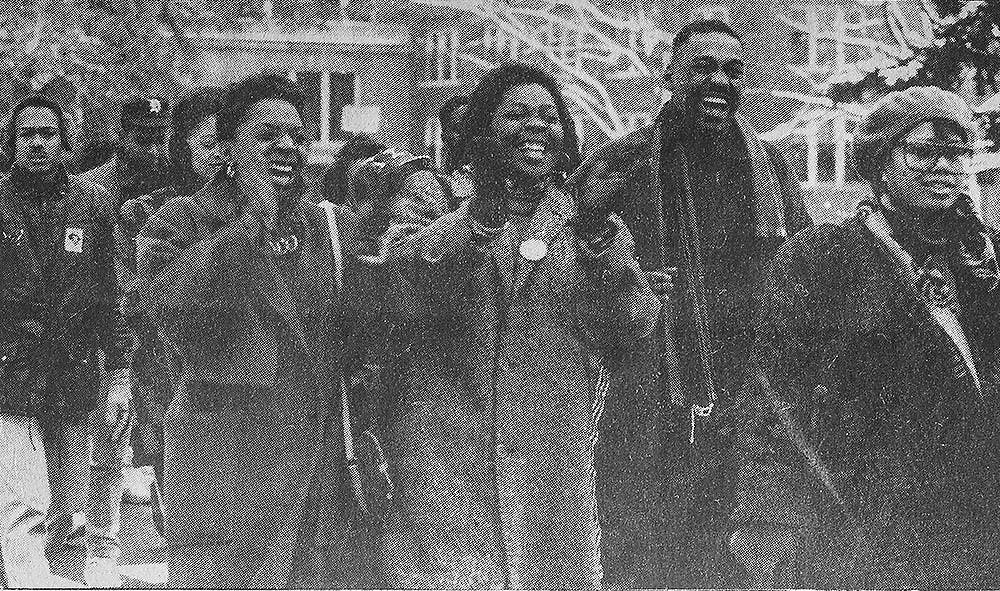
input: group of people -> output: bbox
[1,15,999,590]
[0,83,227,588]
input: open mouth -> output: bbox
[268,162,298,184]
[699,94,732,118]
[518,141,549,163]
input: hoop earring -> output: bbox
[552,151,570,185]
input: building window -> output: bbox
[544,21,581,67]
[291,70,356,144]
[690,5,731,23]
[425,29,460,85]
[787,3,868,74]
[482,27,521,61]
[786,113,858,188]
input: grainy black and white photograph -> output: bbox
[0,0,998,588]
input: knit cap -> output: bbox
[853,86,978,184]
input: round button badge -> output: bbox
[519,238,547,262]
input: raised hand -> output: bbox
[468,136,509,229]
[350,149,432,207]
[568,133,645,236]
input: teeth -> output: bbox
[271,164,293,174]
[703,96,728,106]
[522,143,545,151]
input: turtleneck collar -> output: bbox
[10,164,67,201]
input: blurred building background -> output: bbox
[0,0,995,220]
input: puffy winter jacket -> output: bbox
[0,166,131,420]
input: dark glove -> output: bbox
[946,193,988,242]
[120,197,153,237]
[568,134,644,239]
[349,149,432,207]
[468,136,508,229]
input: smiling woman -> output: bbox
[133,72,376,589]
[732,86,1000,588]
[375,63,660,589]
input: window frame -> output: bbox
[423,29,461,87]
[287,69,358,146]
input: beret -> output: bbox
[853,86,977,184]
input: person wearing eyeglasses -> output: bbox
[730,86,1000,588]
[565,18,810,588]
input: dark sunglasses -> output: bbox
[902,141,973,172]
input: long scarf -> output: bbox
[859,200,999,396]
[735,112,789,239]
[650,110,788,413]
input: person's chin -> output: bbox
[922,192,960,210]
[270,173,303,196]
[908,189,958,213]
[511,158,554,181]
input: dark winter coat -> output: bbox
[120,185,179,468]
[0,167,129,420]
[80,155,125,210]
[734,215,1000,588]
[569,106,810,586]
[376,171,660,589]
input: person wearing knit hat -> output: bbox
[853,85,978,188]
[731,85,1000,588]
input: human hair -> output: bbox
[454,62,581,180]
[323,133,387,205]
[169,86,224,196]
[439,95,469,131]
[216,72,306,143]
[6,95,72,159]
[672,19,741,53]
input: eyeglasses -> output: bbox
[902,141,974,172]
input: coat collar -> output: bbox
[850,211,983,397]
[508,183,575,299]
[189,178,330,363]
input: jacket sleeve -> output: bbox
[575,215,660,352]
[134,198,255,357]
[387,170,486,321]
[92,182,133,373]
[732,226,852,535]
